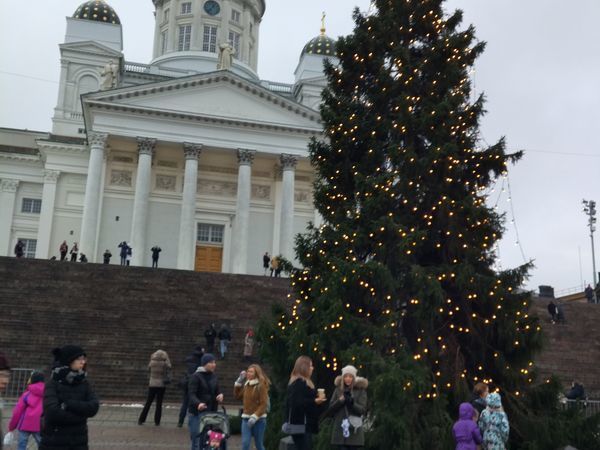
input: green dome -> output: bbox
[302,34,337,57]
[73,0,121,25]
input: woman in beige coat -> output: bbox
[138,349,171,426]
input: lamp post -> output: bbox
[583,199,597,302]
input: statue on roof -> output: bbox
[217,43,234,70]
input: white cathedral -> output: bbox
[0,0,338,274]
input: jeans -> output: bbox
[152,258,158,268]
[18,431,40,450]
[138,387,166,425]
[179,391,189,425]
[219,340,229,358]
[241,418,266,450]
[189,413,228,450]
[291,433,313,450]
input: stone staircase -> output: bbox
[0,257,290,403]
[531,299,600,397]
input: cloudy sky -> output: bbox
[1,1,599,294]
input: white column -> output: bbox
[177,143,202,270]
[231,149,256,274]
[279,154,297,261]
[130,137,156,266]
[80,131,107,261]
[0,179,19,256]
[36,170,60,259]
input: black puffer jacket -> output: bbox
[40,368,99,450]
[285,378,319,434]
[188,368,221,415]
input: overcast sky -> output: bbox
[1,1,599,294]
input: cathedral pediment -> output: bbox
[83,71,322,132]
[60,41,122,58]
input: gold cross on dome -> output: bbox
[320,11,326,35]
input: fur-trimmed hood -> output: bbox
[334,375,369,390]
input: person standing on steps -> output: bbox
[262,252,270,276]
[188,354,224,450]
[138,349,172,426]
[40,345,99,450]
[204,324,217,353]
[59,241,68,261]
[151,246,162,268]
[218,324,231,359]
[103,249,112,264]
[69,243,78,262]
[118,241,128,266]
[14,240,24,258]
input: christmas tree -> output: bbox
[260,1,599,448]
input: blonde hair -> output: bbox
[248,364,271,388]
[289,355,314,389]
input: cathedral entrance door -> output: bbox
[195,245,223,272]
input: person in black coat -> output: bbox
[284,356,327,450]
[187,354,224,450]
[204,324,217,353]
[177,347,204,427]
[151,246,162,268]
[40,345,99,450]
[566,381,586,400]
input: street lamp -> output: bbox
[582,199,597,297]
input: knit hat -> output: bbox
[30,371,45,384]
[200,353,216,366]
[341,365,358,378]
[0,351,10,370]
[52,345,86,366]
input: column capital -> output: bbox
[0,179,19,193]
[136,137,157,156]
[280,154,298,170]
[88,131,108,148]
[183,142,203,160]
[237,148,256,166]
[43,169,61,184]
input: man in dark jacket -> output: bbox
[204,324,217,353]
[14,240,24,258]
[151,246,162,268]
[177,347,204,427]
[40,345,99,450]
[187,354,224,450]
[585,284,594,303]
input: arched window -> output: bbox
[75,75,99,112]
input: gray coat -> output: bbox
[148,350,171,388]
[326,376,368,446]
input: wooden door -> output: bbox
[195,246,223,272]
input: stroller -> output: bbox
[196,406,230,450]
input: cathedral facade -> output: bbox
[0,0,337,274]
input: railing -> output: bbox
[260,80,294,94]
[555,285,584,297]
[5,368,35,399]
[562,399,600,417]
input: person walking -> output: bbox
[284,356,327,450]
[138,349,172,426]
[547,301,558,323]
[151,246,162,268]
[8,372,45,450]
[218,325,231,359]
[40,345,99,450]
[14,240,25,258]
[234,364,270,450]
[262,252,270,276]
[103,250,112,264]
[59,241,68,261]
[452,402,482,450]
[585,284,594,303]
[478,393,509,450]
[188,354,224,450]
[0,352,11,450]
[204,324,217,353]
[243,329,255,362]
[177,347,204,427]
[118,241,128,266]
[324,365,368,450]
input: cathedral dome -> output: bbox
[302,34,336,57]
[73,0,121,25]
